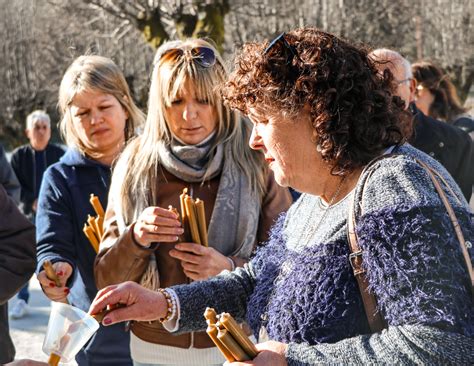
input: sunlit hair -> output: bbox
[26,110,50,130]
[412,60,468,122]
[113,39,266,224]
[224,27,409,175]
[58,55,144,158]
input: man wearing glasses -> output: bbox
[370,48,474,203]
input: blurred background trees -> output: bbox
[1,0,472,149]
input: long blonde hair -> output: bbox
[58,55,144,158]
[114,39,266,224]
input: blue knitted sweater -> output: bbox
[171,144,474,364]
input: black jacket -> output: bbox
[453,115,474,141]
[409,104,474,201]
[0,144,20,204]
[10,143,64,217]
[0,184,36,363]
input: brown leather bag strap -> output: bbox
[347,155,394,333]
[415,159,474,298]
[347,154,474,333]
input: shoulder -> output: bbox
[11,144,30,158]
[453,114,474,133]
[358,146,465,214]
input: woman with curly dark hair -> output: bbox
[91,27,474,365]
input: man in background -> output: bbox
[9,110,64,319]
[370,48,474,203]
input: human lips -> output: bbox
[265,156,275,164]
[181,126,203,134]
[91,128,109,136]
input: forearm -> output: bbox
[170,263,256,333]
[95,226,156,288]
[286,325,474,365]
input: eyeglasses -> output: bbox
[160,46,216,68]
[264,32,302,64]
[396,78,412,85]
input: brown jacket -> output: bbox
[95,168,292,348]
[0,184,36,363]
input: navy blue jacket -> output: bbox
[11,143,64,218]
[36,148,131,366]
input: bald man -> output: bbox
[370,48,474,202]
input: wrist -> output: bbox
[226,256,235,271]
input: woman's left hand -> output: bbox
[225,341,288,366]
[168,242,232,280]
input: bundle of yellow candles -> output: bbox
[179,188,208,246]
[204,308,258,362]
[82,194,105,253]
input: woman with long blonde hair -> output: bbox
[95,39,292,365]
[36,55,144,365]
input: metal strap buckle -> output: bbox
[349,250,365,275]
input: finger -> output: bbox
[183,268,203,281]
[148,214,182,227]
[140,230,180,243]
[141,223,183,236]
[101,303,142,325]
[169,250,202,264]
[144,206,179,219]
[89,284,119,315]
[174,242,205,255]
[180,260,201,271]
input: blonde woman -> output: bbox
[94,39,292,365]
[35,55,144,365]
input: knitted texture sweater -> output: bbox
[171,144,474,364]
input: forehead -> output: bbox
[31,118,49,127]
[70,89,116,108]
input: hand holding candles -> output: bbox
[83,194,105,253]
[37,261,73,303]
[204,307,258,362]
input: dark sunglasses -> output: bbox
[264,32,302,64]
[160,46,216,68]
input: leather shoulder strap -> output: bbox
[347,154,474,333]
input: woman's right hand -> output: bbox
[133,206,183,247]
[37,261,73,302]
[89,281,168,325]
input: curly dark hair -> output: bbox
[223,27,410,175]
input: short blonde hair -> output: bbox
[26,110,50,130]
[58,55,144,155]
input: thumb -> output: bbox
[102,304,138,326]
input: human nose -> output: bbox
[90,109,103,125]
[182,102,198,121]
[249,125,263,151]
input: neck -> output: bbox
[31,142,47,151]
[319,168,362,205]
[92,143,123,167]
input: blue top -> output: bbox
[36,148,131,365]
[170,144,474,364]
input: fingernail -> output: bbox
[103,317,112,325]
[64,288,70,294]
[178,228,184,234]
[174,236,179,241]
[49,282,55,288]
[57,271,64,276]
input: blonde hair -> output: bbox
[58,55,144,157]
[26,110,51,129]
[114,39,266,224]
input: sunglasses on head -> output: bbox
[264,32,302,64]
[160,46,216,68]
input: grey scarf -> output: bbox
[157,136,260,257]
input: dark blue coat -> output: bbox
[36,148,131,366]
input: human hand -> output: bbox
[133,206,183,247]
[37,261,73,302]
[169,242,233,281]
[5,359,48,365]
[89,281,167,325]
[225,341,288,366]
